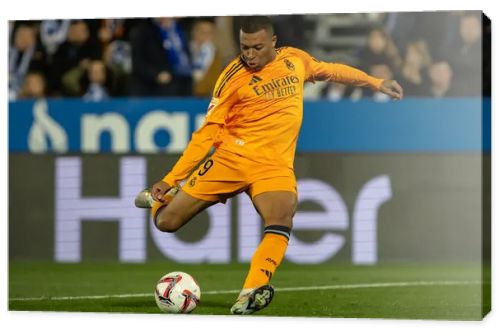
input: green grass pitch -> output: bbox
[9,261,489,320]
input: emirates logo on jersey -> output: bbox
[284,59,295,71]
[251,75,299,97]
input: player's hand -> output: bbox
[379,79,403,100]
[151,181,172,202]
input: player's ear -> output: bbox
[271,35,277,48]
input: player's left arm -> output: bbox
[314,62,403,100]
[296,48,403,100]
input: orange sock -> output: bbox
[151,200,167,222]
[151,187,179,223]
[242,225,290,290]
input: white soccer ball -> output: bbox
[154,271,201,313]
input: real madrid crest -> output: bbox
[189,177,197,187]
[284,59,295,71]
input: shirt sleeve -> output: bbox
[162,122,222,186]
[204,59,242,124]
[293,48,384,90]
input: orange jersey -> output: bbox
[205,47,382,168]
[163,47,383,186]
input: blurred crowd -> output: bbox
[8,12,488,102]
[318,12,488,101]
[8,17,232,101]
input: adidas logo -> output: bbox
[260,269,273,280]
[249,75,263,85]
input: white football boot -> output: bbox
[230,285,274,315]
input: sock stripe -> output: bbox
[264,225,291,233]
[264,230,290,240]
[264,225,291,240]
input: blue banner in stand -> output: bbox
[8,97,490,153]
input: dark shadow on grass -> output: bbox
[197,300,232,308]
[193,300,233,315]
[108,298,157,308]
[105,297,234,315]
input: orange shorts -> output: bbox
[182,148,297,203]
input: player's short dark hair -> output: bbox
[240,16,274,35]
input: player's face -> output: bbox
[240,29,277,71]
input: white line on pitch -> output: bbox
[9,280,481,302]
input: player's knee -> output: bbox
[263,213,294,228]
[261,198,297,225]
[155,219,179,233]
[265,219,293,229]
[155,212,182,233]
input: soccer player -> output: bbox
[135,16,403,315]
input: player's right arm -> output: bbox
[150,122,222,201]
[151,59,241,201]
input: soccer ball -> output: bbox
[154,271,201,313]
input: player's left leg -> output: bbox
[230,189,297,315]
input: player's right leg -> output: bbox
[152,188,216,232]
